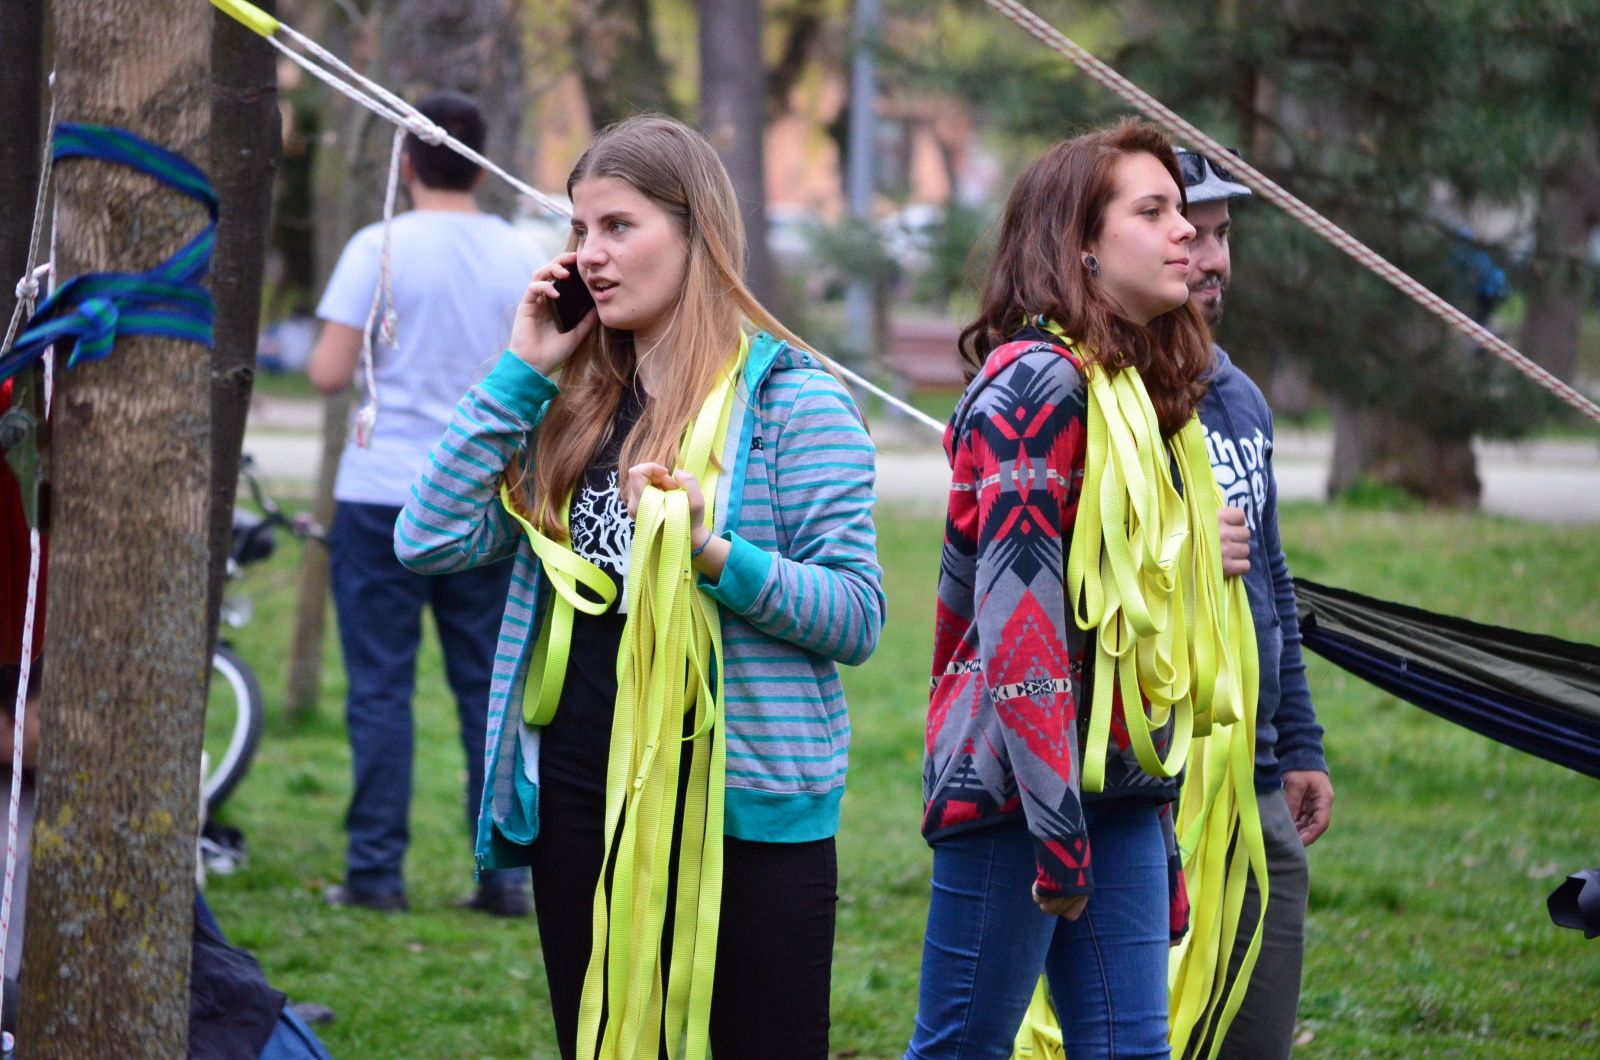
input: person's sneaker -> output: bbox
[323,884,408,913]
[458,881,532,918]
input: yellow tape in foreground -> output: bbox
[208,0,281,37]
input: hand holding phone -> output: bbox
[508,253,596,375]
[551,269,596,333]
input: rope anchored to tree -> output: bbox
[1,124,218,385]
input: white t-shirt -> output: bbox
[317,210,540,506]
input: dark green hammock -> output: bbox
[1294,577,1600,780]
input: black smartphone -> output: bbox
[551,269,596,333]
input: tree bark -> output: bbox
[1327,399,1480,506]
[1519,147,1600,386]
[572,0,678,127]
[0,0,45,319]
[700,0,779,308]
[19,2,211,1054]
[204,0,281,677]
[383,0,528,221]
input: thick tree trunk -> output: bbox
[1327,399,1480,506]
[572,0,678,127]
[0,1,45,319]
[700,0,779,308]
[1519,149,1600,386]
[19,2,211,1055]
[204,1,281,675]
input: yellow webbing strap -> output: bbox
[498,484,618,726]
[1012,979,1066,1059]
[1008,327,1266,1058]
[1167,624,1266,1059]
[209,0,282,37]
[576,336,746,1060]
[1040,321,1248,790]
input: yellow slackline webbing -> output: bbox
[499,486,619,726]
[209,0,282,36]
[1042,324,1248,790]
[1008,328,1266,1058]
[540,336,742,1060]
[1012,979,1066,1060]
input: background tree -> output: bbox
[573,0,681,126]
[0,1,45,323]
[286,0,529,715]
[205,0,282,676]
[897,0,1600,504]
[700,0,780,305]
[20,0,212,1052]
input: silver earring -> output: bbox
[1084,254,1100,277]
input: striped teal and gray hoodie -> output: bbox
[395,333,885,872]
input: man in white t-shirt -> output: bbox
[309,91,539,916]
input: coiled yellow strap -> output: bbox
[1012,329,1266,1057]
[498,485,618,727]
[574,338,745,1060]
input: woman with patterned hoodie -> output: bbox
[907,120,1214,1059]
[396,117,883,1059]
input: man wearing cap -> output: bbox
[1181,147,1335,1059]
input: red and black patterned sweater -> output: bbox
[922,327,1185,930]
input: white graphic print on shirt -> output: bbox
[569,470,632,613]
[1204,425,1269,532]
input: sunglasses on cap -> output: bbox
[1177,148,1241,188]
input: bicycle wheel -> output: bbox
[205,643,265,815]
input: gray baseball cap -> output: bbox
[1176,148,1252,205]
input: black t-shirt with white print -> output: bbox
[538,382,642,805]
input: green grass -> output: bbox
[205,503,1600,1057]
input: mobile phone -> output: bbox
[551,269,596,333]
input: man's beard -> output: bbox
[1195,275,1226,329]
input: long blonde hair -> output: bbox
[520,115,810,538]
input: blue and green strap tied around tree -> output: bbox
[0,123,217,386]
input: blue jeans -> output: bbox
[329,501,517,893]
[906,804,1171,1060]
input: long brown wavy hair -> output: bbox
[958,118,1212,435]
[516,116,813,538]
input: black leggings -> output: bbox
[528,771,838,1059]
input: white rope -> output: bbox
[271,26,569,220]
[352,127,404,449]
[2,95,57,357]
[0,83,56,1036]
[263,18,950,440]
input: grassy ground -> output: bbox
[205,502,1600,1058]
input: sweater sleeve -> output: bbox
[699,370,885,666]
[1259,421,1327,776]
[969,357,1092,898]
[394,350,557,574]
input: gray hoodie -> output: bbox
[1198,346,1328,790]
